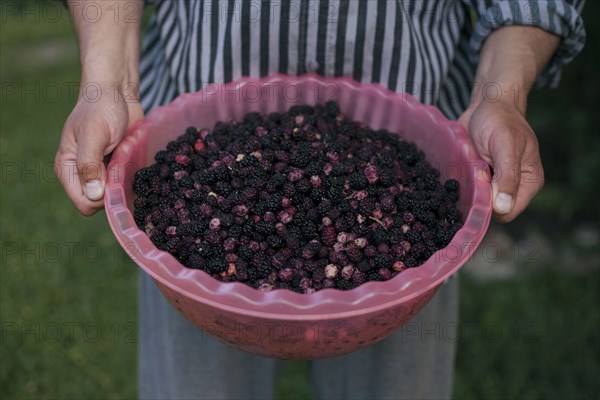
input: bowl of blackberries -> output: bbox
[105,74,492,359]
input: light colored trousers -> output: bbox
[139,273,458,400]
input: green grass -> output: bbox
[1,3,598,400]
[0,9,138,399]
[455,268,600,400]
[526,1,600,222]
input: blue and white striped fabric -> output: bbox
[139,0,586,119]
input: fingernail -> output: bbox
[495,193,513,214]
[84,180,103,201]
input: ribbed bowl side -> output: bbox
[105,74,492,359]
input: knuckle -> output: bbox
[528,129,540,145]
[532,162,545,192]
[79,161,103,180]
[77,204,98,217]
[54,153,68,181]
[54,148,67,165]
[495,213,516,224]
[53,153,62,171]
[53,163,62,181]
[75,159,86,174]
[538,172,545,191]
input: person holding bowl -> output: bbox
[56,1,585,399]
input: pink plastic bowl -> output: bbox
[105,74,492,360]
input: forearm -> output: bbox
[470,26,560,114]
[68,0,143,87]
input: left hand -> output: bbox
[459,98,544,223]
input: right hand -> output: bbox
[55,81,143,216]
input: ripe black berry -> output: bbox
[132,102,463,292]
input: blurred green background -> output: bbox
[1,1,598,399]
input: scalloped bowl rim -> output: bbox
[105,73,492,320]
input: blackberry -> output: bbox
[348,172,368,189]
[416,173,439,191]
[371,229,388,245]
[267,235,284,249]
[155,150,168,164]
[289,104,314,116]
[181,127,199,144]
[367,271,382,282]
[187,253,205,269]
[188,222,205,237]
[379,170,395,187]
[445,208,461,224]
[299,220,318,239]
[359,198,376,214]
[327,187,344,203]
[375,153,394,168]
[254,221,275,235]
[133,179,151,197]
[291,274,303,289]
[244,111,263,126]
[347,249,363,263]
[305,162,324,176]
[289,150,312,168]
[238,245,253,260]
[204,257,226,274]
[198,170,217,184]
[266,194,283,210]
[133,208,147,227]
[357,260,374,273]
[296,178,312,193]
[214,181,233,196]
[447,191,459,202]
[310,188,326,202]
[374,254,393,269]
[325,100,340,116]
[305,208,318,221]
[404,257,418,268]
[331,162,347,176]
[253,202,268,216]
[317,199,333,215]
[336,201,351,214]
[336,279,355,291]
[133,102,462,293]
[264,180,278,193]
[434,228,453,245]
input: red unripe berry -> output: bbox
[176,154,191,166]
[194,139,205,152]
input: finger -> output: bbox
[76,127,110,202]
[457,108,473,132]
[494,150,544,223]
[489,133,524,216]
[55,151,104,216]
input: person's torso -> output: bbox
[140,0,475,119]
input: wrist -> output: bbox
[80,40,139,84]
[79,52,139,102]
[469,25,560,116]
[468,76,530,116]
[81,63,139,91]
[72,4,142,97]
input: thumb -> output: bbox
[77,132,109,201]
[490,138,522,216]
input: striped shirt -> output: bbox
[139,0,586,119]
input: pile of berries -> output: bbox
[132,102,462,293]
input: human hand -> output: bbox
[58,0,143,216]
[458,26,559,223]
[459,98,544,223]
[55,82,143,216]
